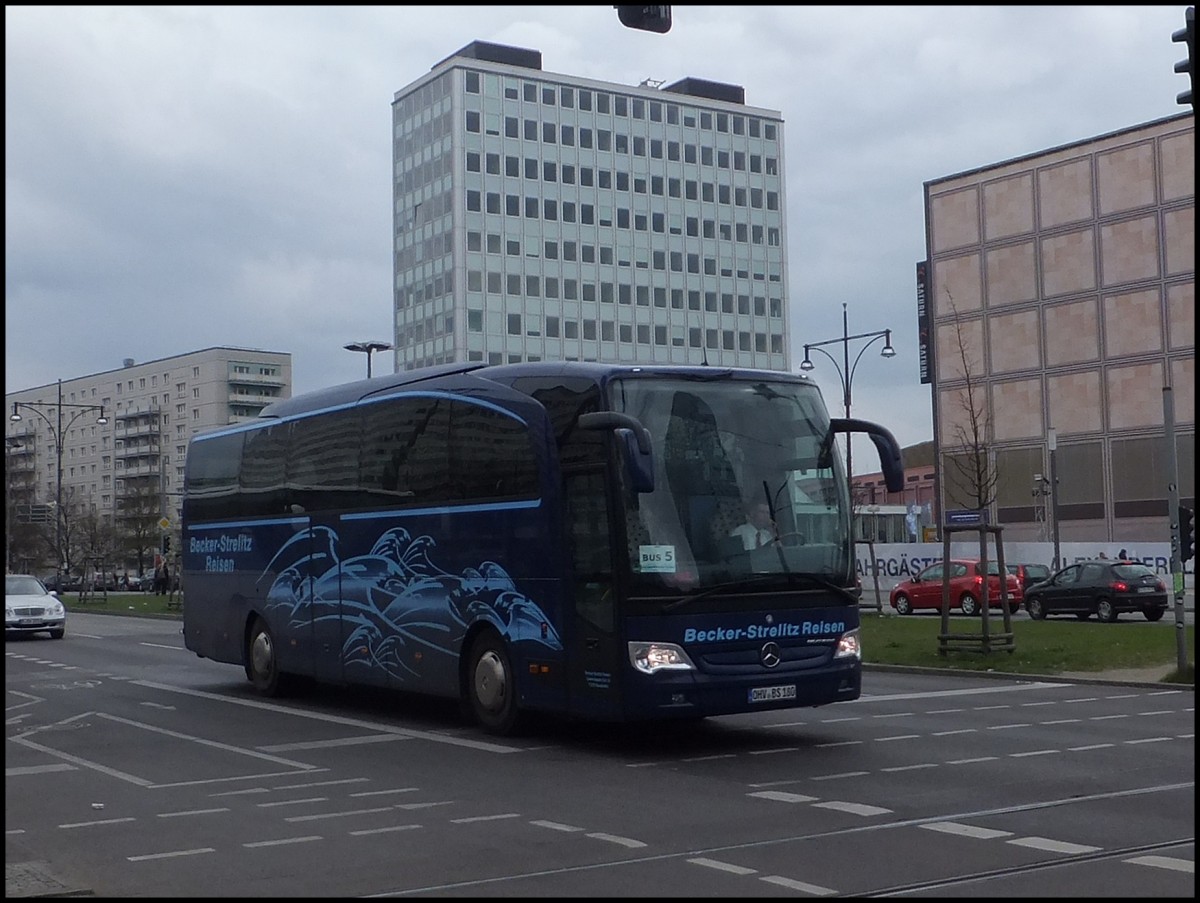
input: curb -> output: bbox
[863,662,1194,690]
[6,862,91,899]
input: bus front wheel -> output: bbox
[467,631,522,735]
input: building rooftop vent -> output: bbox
[123,358,135,368]
[434,40,542,72]
[661,77,746,105]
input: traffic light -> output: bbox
[615,5,672,34]
[1181,505,1195,563]
[1173,6,1195,109]
[161,535,171,555]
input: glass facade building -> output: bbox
[391,41,790,371]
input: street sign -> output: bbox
[158,517,171,530]
[945,508,988,526]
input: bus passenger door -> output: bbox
[564,470,624,719]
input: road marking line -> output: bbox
[257,797,328,808]
[128,847,215,861]
[749,791,818,803]
[284,807,393,822]
[760,874,837,895]
[350,824,422,835]
[530,820,584,832]
[1125,855,1194,874]
[242,836,322,848]
[921,822,1012,840]
[1008,837,1102,854]
[688,857,756,875]
[59,817,136,829]
[6,764,76,776]
[812,801,892,816]
[587,832,647,848]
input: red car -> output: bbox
[889,559,1023,616]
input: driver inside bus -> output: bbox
[729,500,779,550]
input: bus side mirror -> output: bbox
[617,428,655,493]
[825,418,904,492]
[578,411,655,493]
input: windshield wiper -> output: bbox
[661,572,858,614]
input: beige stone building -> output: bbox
[923,112,1194,543]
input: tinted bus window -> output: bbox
[185,430,244,521]
[288,408,361,512]
[239,422,289,517]
[449,400,538,502]
[360,396,453,506]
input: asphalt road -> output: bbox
[6,613,1195,897]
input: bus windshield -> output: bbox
[609,375,852,597]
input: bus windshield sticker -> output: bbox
[638,544,677,573]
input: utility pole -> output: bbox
[1163,386,1189,673]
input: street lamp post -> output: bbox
[343,340,393,378]
[1048,426,1061,570]
[799,302,896,489]
[10,379,107,582]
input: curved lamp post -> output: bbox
[344,340,393,378]
[10,379,108,581]
[799,302,896,490]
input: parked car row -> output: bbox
[888,557,1169,624]
[40,573,147,592]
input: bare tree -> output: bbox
[941,290,998,512]
[936,290,1016,643]
[117,481,166,579]
[75,505,119,582]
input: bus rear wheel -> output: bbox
[467,631,522,735]
[247,618,292,697]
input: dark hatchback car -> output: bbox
[1023,560,1168,622]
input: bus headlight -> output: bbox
[834,628,861,660]
[628,641,696,674]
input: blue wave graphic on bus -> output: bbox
[259,525,561,683]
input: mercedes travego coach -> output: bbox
[182,361,903,734]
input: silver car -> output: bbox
[5,574,67,639]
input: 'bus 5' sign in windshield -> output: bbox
[683,619,846,643]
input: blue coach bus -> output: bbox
[182,361,903,734]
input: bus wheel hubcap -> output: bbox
[252,632,272,676]
[474,651,506,711]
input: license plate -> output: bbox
[1137,586,1154,593]
[19,618,41,626]
[749,684,797,703]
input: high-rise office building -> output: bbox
[391,41,790,372]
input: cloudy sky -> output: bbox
[5,5,1192,454]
